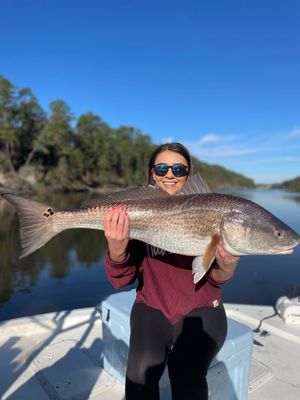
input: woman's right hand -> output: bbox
[104,206,130,263]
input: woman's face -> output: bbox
[152,150,189,195]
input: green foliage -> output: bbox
[192,157,255,189]
[0,75,257,192]
[33,100,74,166]
[0,76,46,173]
[280,176,300,192]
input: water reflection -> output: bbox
[284,194,300,204]
[0,189,300,320]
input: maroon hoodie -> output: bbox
[105,240,229,324]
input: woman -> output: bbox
[104,143,239,400]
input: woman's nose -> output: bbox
[165,167,175,178]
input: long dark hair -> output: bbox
[148,142,192,184]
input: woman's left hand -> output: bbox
[215,241,240,267]
[212,241,240,282]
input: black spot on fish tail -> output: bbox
[43,208,55,218]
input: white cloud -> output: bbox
[183,134,263,159]
[290,127,300,137]
[184,129,300,161]
[160,137,174,143]
[198,134,222,145]
[181,128,300,183]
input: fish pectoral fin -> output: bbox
[192,234,220,284]
[203,233,220,268]
[192,257,208,284]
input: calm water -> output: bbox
[0,189,300,321]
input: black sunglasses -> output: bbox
[153,163,189,177]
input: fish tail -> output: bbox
[1,192,60,258]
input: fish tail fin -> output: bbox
[1,192,60,258]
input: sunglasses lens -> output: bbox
[154,164,169,176]
[172,164,188,177]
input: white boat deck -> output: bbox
[225,303,300,400]
[1,303,300,400]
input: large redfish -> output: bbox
[1,175,299,283]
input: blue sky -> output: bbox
[1,0,300,184]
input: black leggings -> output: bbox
[126,302,227,400]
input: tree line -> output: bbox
[0,75,255,192]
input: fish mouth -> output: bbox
[271,248,294,255]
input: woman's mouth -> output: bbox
[163,181,177,186]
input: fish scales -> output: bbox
[100,194,234,255]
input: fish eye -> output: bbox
[274,230,282,238]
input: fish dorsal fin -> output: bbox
[81,184,169,208]
[106,185,169,202]
[81,173,210,207]
[178,173,212,195]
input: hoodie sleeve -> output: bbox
[105,253,137,288]
[206,260,236,286]
[104,240,145,288]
